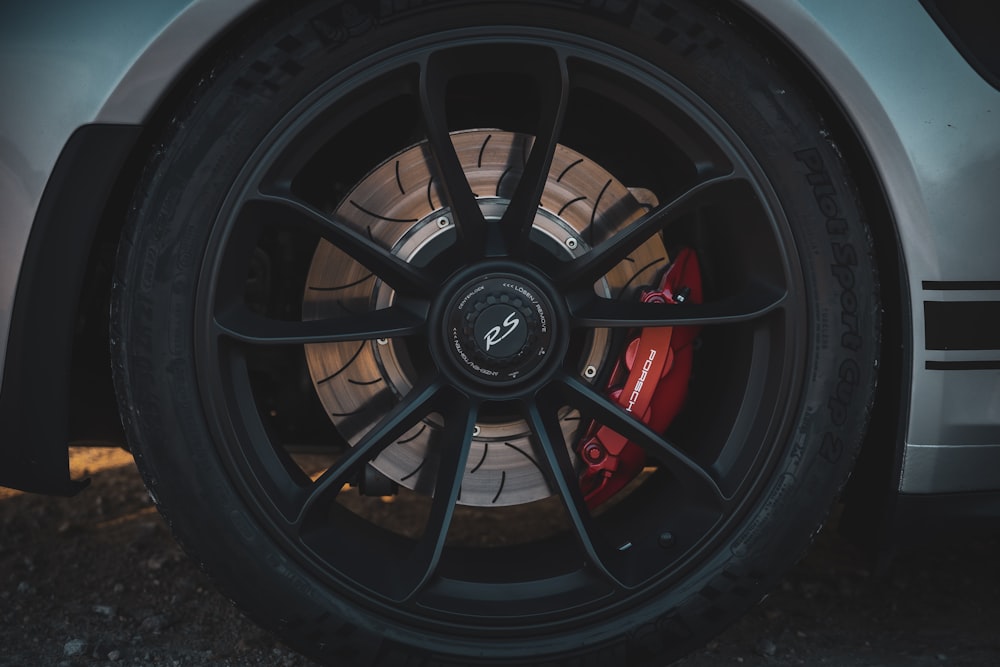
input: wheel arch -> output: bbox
[0,0,278,494]
[720,0,911,548]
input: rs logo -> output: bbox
[484,312,520,351]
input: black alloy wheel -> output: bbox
[112,2,879,665]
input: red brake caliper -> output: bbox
[576,248,703,509]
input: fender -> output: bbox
[0,0,262,493]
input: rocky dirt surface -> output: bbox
[2,447,998,667]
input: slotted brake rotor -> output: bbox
[303,130,667,506]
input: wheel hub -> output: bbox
[445,274,555,385]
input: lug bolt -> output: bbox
[583,365,597,379]
[376,338,388,346]
[436,216,450,229]
[582,442,606,464]
[472,425,481,437]
[565,237,579,250]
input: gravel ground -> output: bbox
[2,447,998,667]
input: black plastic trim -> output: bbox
[923,281,1000,291]
[926,360,1000,371]
[0,123,142,495]
[924,301,1000,351]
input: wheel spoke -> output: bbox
[552,173,741,288]
[569,283,787,329]
[221,351,316,519]
[557,374,727,505]
[418,51,489,256]
[214,304,427,345]
[243,191,438,296]
[390,394,478,602]
[500,49,570,253]
[524,389,630,590]
[293,375,445,529]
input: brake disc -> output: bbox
[303,130,667,506]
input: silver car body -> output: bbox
[1,0,998,497]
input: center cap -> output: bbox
[474,304,528,358]
[444,274,556,384]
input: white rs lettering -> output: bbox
[484,312,520,351]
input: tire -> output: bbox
[111,1,879,665]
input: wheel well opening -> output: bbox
[709,0,908,548]
[67,0,290,447]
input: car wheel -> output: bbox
[112,1,879,664]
